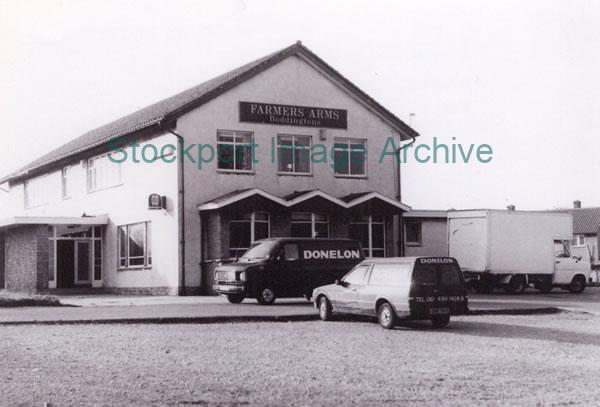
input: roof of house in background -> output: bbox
[549,207,600,235]
[1,41,418,184]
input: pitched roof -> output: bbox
[2,41,418,184]
[549,207,600,235]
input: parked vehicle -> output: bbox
[312,257,469,329]
[448,210,591,294]
[213,238,364,304]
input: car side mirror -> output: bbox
[335,279,341,286]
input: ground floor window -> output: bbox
[118,222,152,269]
[349,215,385,257]
[405,221,422,246]
[290,212,329,238]
[229,212,270,258]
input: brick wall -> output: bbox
[5,225,50,292]
[0,231,5,289]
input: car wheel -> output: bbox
[377,302,396,329]
[318,296,333,321]
[431,314,450,328]
[568,276,586,294]
[504,275,526,294]
[256,286,276,305]
[226,294,245,304]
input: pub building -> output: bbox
[0,41,418,295]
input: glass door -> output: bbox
[75,241,91,285]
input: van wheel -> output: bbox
[318,296,333,321]
[226,294,245,304]
[431,315,450,328]
[377,302,396,329]
[256,287,276,305]
[505,275,526,294]
[568,276,586,294]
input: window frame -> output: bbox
[349,215,386,258]
[290,212,330,238]
[117,221,152,270]
[228,212,270,258]
[61,166,73,199]
[276,134,312,176]
[216,129,255,173]
[404,221,422,246]
[87,153,123,193]
[24,174,51,209]
[572,234,586,247]
[333,137,368,178]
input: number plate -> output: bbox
[430,307,450,315]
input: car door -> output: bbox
[332,264,371,313]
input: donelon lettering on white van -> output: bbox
[419,258,455,264]
[304,250,361,260]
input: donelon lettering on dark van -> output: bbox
[418,257,456,265]
[303,249,361,260]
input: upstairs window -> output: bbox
[277,134,311,174]
[217,130,254,172]
[87,153,122,192]
[333,138,367,176]
[24,175,50,209]
[61,166,73,199]
[291,212,329,238]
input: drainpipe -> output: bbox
[396,134,416,257]
[166,128,186,296]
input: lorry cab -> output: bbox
[213,238,364,304]
[312,257,469,329]
[550,240,590,293]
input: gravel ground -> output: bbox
[1,312,600,406]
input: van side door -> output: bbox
[275,243,304,296]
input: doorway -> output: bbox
[56,240,91,288]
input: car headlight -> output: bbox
[237,271,246,281]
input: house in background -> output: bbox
[550,200,600,268]
[403,210,448,257]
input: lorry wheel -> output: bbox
[256,287,276,305]
[318,296,333,321]
[226,294,245,304]
[377,302,396,329]
[568,276,586,294]
[505,275,526,295]
[431,314,450,328]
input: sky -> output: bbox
[0,0,599,210]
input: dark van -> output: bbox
[213,238,364,305]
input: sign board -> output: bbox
[239,101,347,129]
[148,194,166,210]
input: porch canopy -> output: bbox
[0,215,109,230]
[197,188,411,212]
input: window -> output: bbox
[61,166,73,199]
[291,212,329,238]
[229,212,270,258]
[282,243,300,261]
[277,134,311,174]
[24,175,50,209]
[333,138,367,176]
[572,235,585,247]
[217,130,254,172]
[369,264,412,286]
[87,153,122,192]
[349,215,385,257]
[117,222,151,269]
[343,265,371,285]
[405,221,422,246]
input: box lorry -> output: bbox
[448,210,590,294]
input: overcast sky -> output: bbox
[1,0,599,210]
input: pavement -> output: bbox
[1,287,599,325]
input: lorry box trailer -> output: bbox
[448,210,590,294]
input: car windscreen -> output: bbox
[240,241,277,260]
[412,264,463,286]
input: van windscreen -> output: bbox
[412,264,462,286]
[240,241,277,260]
